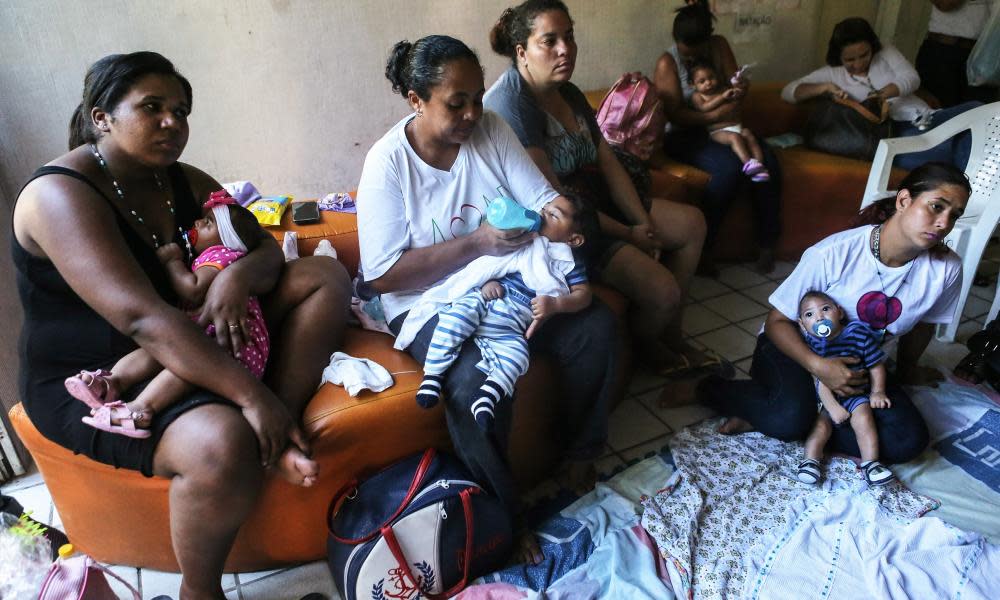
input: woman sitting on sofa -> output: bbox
[484,0,710,376]
[13,52,351,599]
[698,161,970,465]
[782,16,981,171]
[357,34,616,565]
[653,0,782,275]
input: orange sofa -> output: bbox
[9,208,631,572]
[586,82,907,262]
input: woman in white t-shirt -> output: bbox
[357,35,615,566]
[782,17,981,171]
[699,162,971,464]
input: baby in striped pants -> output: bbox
[416,195,597,431]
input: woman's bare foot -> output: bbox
[516,530,544,565]
[559,460,597,496]
[275,445,319,487]
[717,416,754,435]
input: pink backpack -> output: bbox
[596,72,666,161]
[38,553,140,600]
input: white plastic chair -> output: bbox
[860,102,1000,342]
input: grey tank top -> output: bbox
[667,45,695,101]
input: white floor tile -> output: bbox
[955,319,986,344]
[741,280,780,306]
[6,480,53,523]
[618,434,672,463]
[695,326,760,362]
[140,568,184,599]
[969,279,997,302]
[657,404,719,432]
[963,295,992,320]
[606,398,672,451]
[769,260,798,281]
[106,565,140,598]
[688,275,732,300]
[717,265,769,290]
[735,316,765,336]
[240,560,339,600]
[681,304,729,336]
[0,470,44,493]
[735,358,754,375]
[236,567,284,587]
[701,292,769,323]
[626,367,668,396]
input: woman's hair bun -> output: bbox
[385,40,414,96]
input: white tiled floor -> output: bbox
[4,257,994,600]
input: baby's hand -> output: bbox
[156,242,184,265]
[828,406,852,426]
[724,88,739,100]
[531,295,557,321]
[869,392,892,409]
[481,280,505,300]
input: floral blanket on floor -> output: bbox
[458,381,1000,600]
[639,421,937,600]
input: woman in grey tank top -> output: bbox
[653,0,783,276]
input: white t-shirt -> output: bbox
[928,0,994,40]
[357,110,560,323]
[769,226,962,341]
[781,45,930,122]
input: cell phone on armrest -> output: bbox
[291,201,321,224]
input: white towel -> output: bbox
[321,352,394,396]
[394,237,575,350]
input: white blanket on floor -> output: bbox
[394,237,575,350]
[744,490,1000,599]
[640,421,937,600]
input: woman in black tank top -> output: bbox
[12,52,351,598]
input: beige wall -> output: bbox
[0,0,863,200]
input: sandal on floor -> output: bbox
[860,460,895,487]
[65,369,117,411]
[797,458,822,484]
[81,401,151,439]
[655,352,730,379]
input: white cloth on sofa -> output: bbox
[393,236,575,350]
[321,352,394,396]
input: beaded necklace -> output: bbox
[90,143,183,249]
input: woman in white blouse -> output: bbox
[782,17,981,170]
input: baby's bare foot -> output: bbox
[717,416,754,435]
[275,445,319,487]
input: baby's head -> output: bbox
[687,59,720,94]
[191,203,262,255]
[798,291,845,339]
[539,192,598,249]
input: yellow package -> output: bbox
[248,195,292,227]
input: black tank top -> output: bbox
[12,164,201,425]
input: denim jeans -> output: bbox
[700,333,930,464]
[664,127,783,249]
[391,297,616,512]
[893,101,982,171]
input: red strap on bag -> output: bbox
[327,448,438,545]
[381,487,477,600]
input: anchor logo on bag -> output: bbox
[372,562,436,600]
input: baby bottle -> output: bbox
[486,195,541,233]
